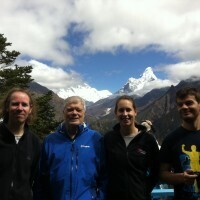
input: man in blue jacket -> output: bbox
[38,96,107,200]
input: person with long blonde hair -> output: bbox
[0,88,40,200]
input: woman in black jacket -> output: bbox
[104,95,159,200]
[0,88,40,200]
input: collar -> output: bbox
[58,122,87,138]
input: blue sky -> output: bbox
[72,50,177,92]
[1,0,200,94]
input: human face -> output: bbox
[115,99,137,127]
[63,100,85,126]
[7,91,32,125]
[176,95,200,123]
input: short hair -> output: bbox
[114,95,136,113]
[64,96,86,111]
[0,87,36,124]
[176,87,200,103]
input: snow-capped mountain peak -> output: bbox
[116,67,157,95]
[54,66,168,103]
[55,83,112,103]
[141,67,157,81]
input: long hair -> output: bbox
[0,87,36,124]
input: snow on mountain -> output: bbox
[102,108,112,116]
[116,67,158,96]
[56,83,112,103]
[54,66,173,103]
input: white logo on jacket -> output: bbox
[81,145,90,148]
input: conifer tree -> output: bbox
[0,33,59,140]
[0,33,20,67]
[0,64,33,94]
[0,34,33,96]
[31,91,59,140]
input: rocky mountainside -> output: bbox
[86,87,169,118]
[28,77,200,144]
[136,78,200,144]
[86,77,200,143]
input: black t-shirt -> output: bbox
[160,126,200,200]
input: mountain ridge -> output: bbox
[52,66,172,103]
[28,76,200,143]
[115,67,157,95]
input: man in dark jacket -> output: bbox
[0,88,40,200]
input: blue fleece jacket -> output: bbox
[38,122,107,200]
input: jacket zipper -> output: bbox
[10,141,18,195]
[70,141,75,200]
[76,150,78,171]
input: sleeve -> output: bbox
[159,135,173,164]
[35,139,53,200]
[146,135,160,193]
[96,136,108,200]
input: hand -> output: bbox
[183,169,198,185]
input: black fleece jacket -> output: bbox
[0,123,40,200]
[104,124,159,200]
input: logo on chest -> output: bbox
[80,145,90,148]
[136,148,147,155]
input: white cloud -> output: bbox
[0,0,74,65]
[131,77,177,97]
[28,60,84,92]
[1,0,200,64]
[1,0,200,94]
[160,61,200,82]
[71,0,200,61]
[143,79,176,93]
